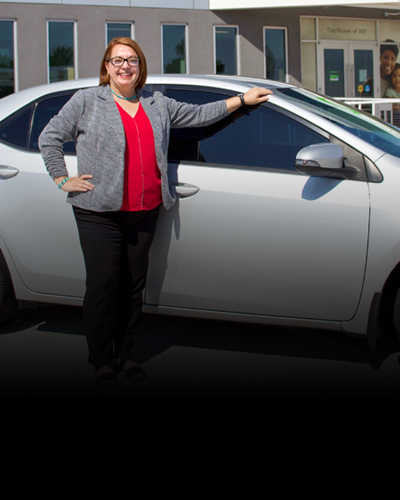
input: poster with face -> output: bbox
[380,40,400,98]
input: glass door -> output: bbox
[351,44,376,98]
[324,46,345,97]
[318,42,377,98]
[318,42,346,97]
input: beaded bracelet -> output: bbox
[57,177,70,189]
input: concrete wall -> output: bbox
[0,2,393,91]
[1,4,221,89]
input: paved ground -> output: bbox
[0,303,399,397]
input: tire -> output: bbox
[0,249,18,324]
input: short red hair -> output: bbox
[99,37,148,90]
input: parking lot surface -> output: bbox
[0,304,399,398]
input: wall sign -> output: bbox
[319,19,376,41]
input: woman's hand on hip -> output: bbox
[55,174,94,192]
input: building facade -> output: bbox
[1,0,400,99]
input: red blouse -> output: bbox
[117,102,162,211]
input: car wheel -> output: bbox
[0,249,18,323]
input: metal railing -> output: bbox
[336,97,400,128]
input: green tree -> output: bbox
[0,54,13,69]
[165,39,186,73]
[49,45,73,67]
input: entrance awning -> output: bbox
[209,1,400,9]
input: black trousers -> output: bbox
[73,205,160,366]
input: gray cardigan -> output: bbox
[39,84,229,211]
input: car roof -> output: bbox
[148,74,292,91]
[0,73,393,164]
[0,74,292,121]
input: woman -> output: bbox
[380,41,399,97]
[39,37,272,388]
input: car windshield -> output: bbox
[275,87,400,157]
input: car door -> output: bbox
[0,91,86,297]
[145,86,370,322]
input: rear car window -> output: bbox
[0,91,78,154]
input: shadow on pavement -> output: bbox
[1,302,398,371]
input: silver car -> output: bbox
[1,74,400,350]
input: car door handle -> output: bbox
[172,182,200,198]
[0,165,19,179]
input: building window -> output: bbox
[162,24,187,74]
[264,27,287,82]
[106,22,134,45]
[214,26,238,75]
[47,21,76,84]
[0,20,15,98]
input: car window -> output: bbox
[0,86,158,155]
[30,93,77,154]
[166,88,328,171]
[0,91,77,154]
[276,87,400,157]
[0,107,33,149]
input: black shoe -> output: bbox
[113,358,146,382]
[94,365,119,388]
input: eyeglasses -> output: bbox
[107,57,140,67]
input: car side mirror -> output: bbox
[295,143,344,177]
